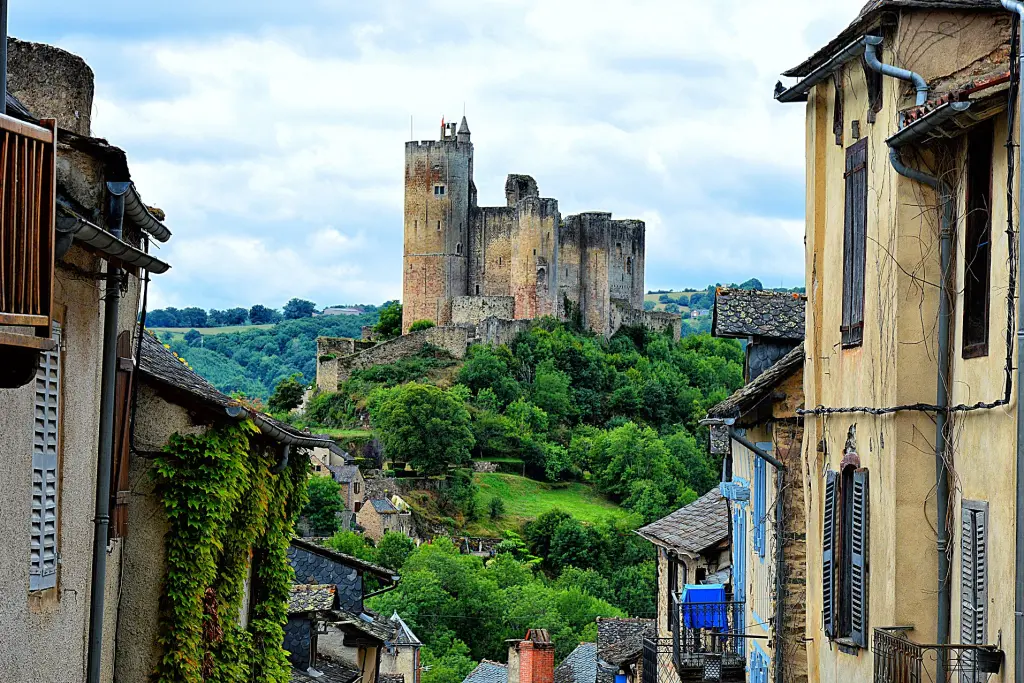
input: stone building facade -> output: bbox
[402,119,660,337]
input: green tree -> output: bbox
[421,636,477,683]
[488,496,506,520]
[375,301,403,339]
[409,319,436,332]
[284,298,317,319]
[268,373,305,413]
[324,530,377,562]
[531,360,574,423]
[184,329,203,347]
[548,517,607,572]
[303,476,343,536]
[524,509,573,560]
[376,532,416,571]
[223,307,249,325]
[369,383,475,475]
[249,304,282,324]
[642,300,656,311]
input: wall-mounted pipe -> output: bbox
[864,36,929,106]
[1000,5,1024,683]
[774,36,872,103]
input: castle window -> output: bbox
[434,184,446,196]
[456,243,462,255]
[616,243,622,258]
[533,249,536,256]
[963,121,993,358]
[626,257,632,275]
[437,221,441,231]
[499,257,502,266]
[414,220,418,231]
[476,285,480,295]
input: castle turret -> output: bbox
[457,116,471,144]
[402,120,473,332]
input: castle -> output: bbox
[402,117,676,338]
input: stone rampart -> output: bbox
[334,326,470,384]
[452,296,515,325]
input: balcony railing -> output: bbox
[668,596,746,682]
[0,114,57,350]
[873,628,1004,683]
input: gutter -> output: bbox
[223,404,352,460]
[55,204,171,274]
[123,183,171,243]
[866,50,955,681]
[1000,6,1024,683]
[775,36,872,103]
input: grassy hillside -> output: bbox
[473,473,630,529]
[151,324,275,340]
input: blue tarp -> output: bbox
[679,584,728,629]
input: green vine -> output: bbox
[152,422,308,683]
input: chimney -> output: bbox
[506,629,554,683]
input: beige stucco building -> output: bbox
[775,1,1021,680]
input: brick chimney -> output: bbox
[506,629,554,683]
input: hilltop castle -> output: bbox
[402,117,676,338]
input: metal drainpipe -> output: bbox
[1001,4,1024,682]
[86,182,130,683]
[865,36,929,107]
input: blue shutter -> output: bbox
[822,470,838,639]
[30,323,61,592]
[733,507,746,657]
[754,457,766,558]
[850,469,870,647]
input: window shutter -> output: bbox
[850,469,870,647]
[110,331,134,539]
[822,470,838,639]
[842,139,868,347]
[30,322,61,591]
[754,457,766,558]
[960,501,989,682]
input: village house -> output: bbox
[357,495,416,543]
[378,611,424,683]
[774,0,1022,680]
[550,618,655,683]
[332,463,367,513]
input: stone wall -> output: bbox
[470,206,516,297]
[775,419,807,683]
[609,300,682,341]
[333,326,470,385]
[7,38,94,136]
[452,296,515,325]
[476,317,532,346]
[511,197,560,320]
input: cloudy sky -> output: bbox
[15,0,865,310]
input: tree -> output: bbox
[325,530,378,562]
[530,360,573,423]
[179,307,208,328]
[664,303,680,314]
[223,307,249,325]
[642,301,656,312]
[738,278,764,291]
[303,476,344,536]
[375,301,403,339]
[409,319,436,332]
[249,304,282,324]
[147,308,180,327]
[377,532,416,571]
[284,298,317,319]
[488,496,506,520]
[268,373,305,413]
[368,383,475,475]
[184,329,203,347]
[524,509,573,560]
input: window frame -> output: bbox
[962,122,994,359]
[823,464,869,647]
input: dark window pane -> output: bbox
[963,122,994,358]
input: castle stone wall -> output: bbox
[610,300,682,341]
[579,212,612,336]
[470,206,516,297]
[477,317,533,346]
[334,326,470,384]
[452,296,515,325]
[609,219,645,309]
[512,197,559,320]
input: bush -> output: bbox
[409,319,436,332]
[488,496,506,520]
[303,476,344,536]
[375,301,403,339]
[268,373,305,413]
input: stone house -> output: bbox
[357,497,415,543]
[286,538,402,683]
[379,611,423,683]
[550,619,654,683]
[331,464,366,513]
[774,0,1020,680]
[711,288,805,382]
[0,38,174,683]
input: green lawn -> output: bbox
[150,324,275,339]
[315,428,373,439]
[467,473,630,535]
[643,290,695,313]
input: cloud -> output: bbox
[14,0,867,308]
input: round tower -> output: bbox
[402,119,473,332]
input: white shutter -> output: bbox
[960,501,988,683]
[30,323,60,591]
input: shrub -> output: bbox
[488,496,506,520]
[409,319,436,332]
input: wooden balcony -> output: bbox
[0,114,57,351]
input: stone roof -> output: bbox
[463,661,509,683]
[597,619,654,667]
[555,643,597,683]
[784,0,1003,77]
[330,465,362,483]
[380,675,406,683]
[707,343,805,419]
[290,537,400,579]
[288,584,337,614]
[370,498,399,514]
[326,607,397,643]
[712,289,805,341]
[290,658,361,683]
[390,611,423,645]
[637,487,730,556]
[139,331,349,458]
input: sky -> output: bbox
[13,0,866,311]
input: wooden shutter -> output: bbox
[960,501,988,682]
[30,322,60,591]
[754,456,766,558]
[110,331,134,538]
[842,139,868,347]
[822,470,839,639]
[850,469,870,647]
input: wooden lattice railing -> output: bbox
[0,115,57,349]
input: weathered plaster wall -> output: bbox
[380,644,419,683]
[451,296,515,325]
[7,38,94,136]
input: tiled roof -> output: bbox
[380,675,406,683]
[712,289,805,341]
[326,607,397,643]
[288,584,337,614]
[555,643,597,683]
[290,538,400,579]
[330,465,362,483]
[463,661,509,683]
[597,619,654,667]
[370,498,399,514]
[707,343,804,419]
[290,658,361,683]
[784,0,1003,78]
[390,611,423,645]
[139,331,350,458]
[637,487,730,556]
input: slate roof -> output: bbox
[707,343,805,419]
[712,289,805,341]
[330,465,362,483]
[370,498,399,514]
[783,0,1003,78]
[139,331,350,458]
[326,607,397,643]
[288,584,337,614]
[597,619,654,667]
[390,611,423,645]
[637,487,730,556]
[463,661,509,683]
[290,537,400,580]
[290,658,361,683]
[555,643,597,683]
[380,675,406,683]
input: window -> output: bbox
[437,221,441,231]
[753,456,766,558]
[823,465,869,646]
[475,284,480,295]
[963,122,994,358]
[456,243,462,255]
[961,501,989,682]
[353,482,361,495]
[841,138,868,347]
[626,257,632,275]
[354,501,362,512]
[433,184,446,197]
[666,555,678,632]
[30,323,61,592]
[414,219,418,231]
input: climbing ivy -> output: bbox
[152,421,308,683]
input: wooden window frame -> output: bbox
[962,123,994,359]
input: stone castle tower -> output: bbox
[402,118,672,338]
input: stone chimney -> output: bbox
[506,629,554,683]
[6,37,94,136]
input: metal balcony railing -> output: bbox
[0,114,57,349]
[873,628,1004,683]
[668,596,746,681]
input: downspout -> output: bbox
[86,181,131,683]
[1001,5,1024,683]
[864,44,955,680]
